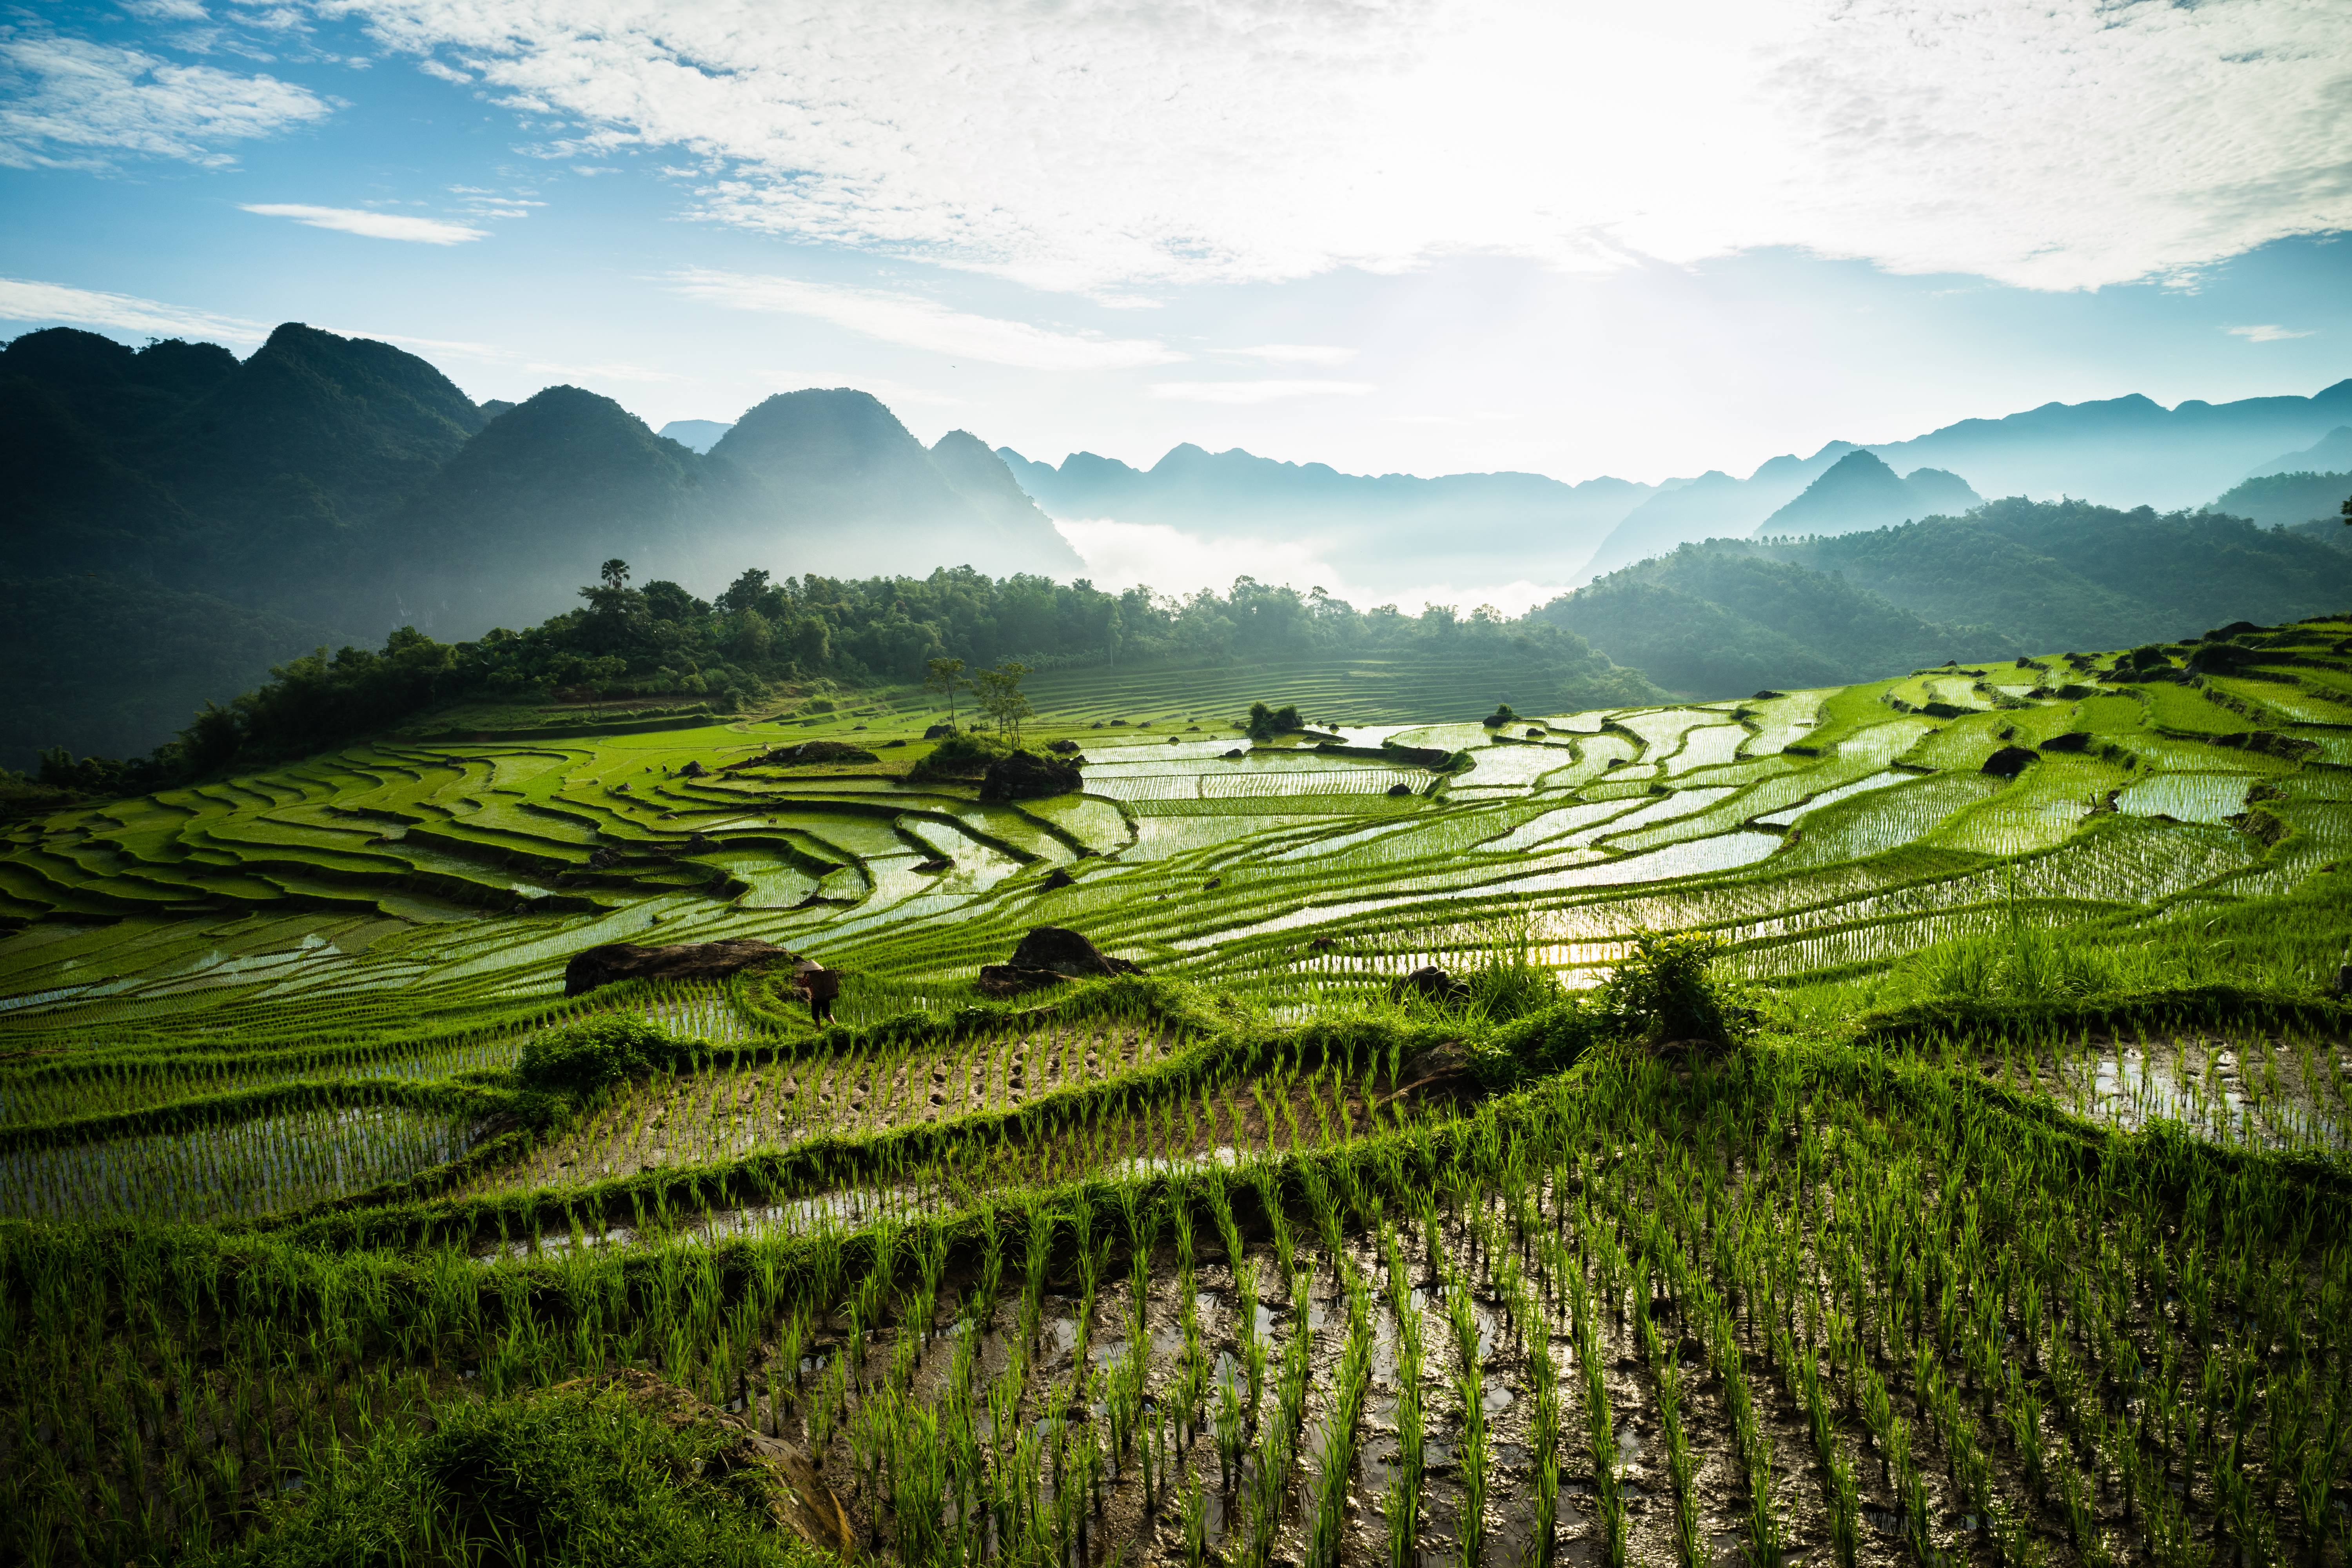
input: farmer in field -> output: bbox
[796,958,840,1024]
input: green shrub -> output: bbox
[1465,998,1606,1086]
[200,1382,815,1568]
[516,1016,683,1095]
[1595,931,1755,1050]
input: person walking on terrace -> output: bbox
[797,959,839,1024]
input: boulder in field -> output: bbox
[1387,783,1414,797]
[563,938,797,997]
[1040,867,1076,889]
[1981,746,2038,779]
[976,925,1139,996]
[924,722,956,739]
[1390,965,1470,1005]
[2038,731,2092,753]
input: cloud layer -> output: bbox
[0,30,330,169]
[0,276,269,341]
[242,203,488,243]
[667,270,1182,369]
[326,0,2351,293]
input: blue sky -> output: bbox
[4,0,2348,492]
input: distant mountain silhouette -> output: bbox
[0,328,1081,766]
[392,385,760,632]
[998,441,1655,591]
[1580,443,1859,577]
[1754,450,1981,538]
[1868,383,2352,508]
[2247,425,2352,479]
[659,418,733,453]
[713,391,1080,579]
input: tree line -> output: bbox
[22,564,1630,799]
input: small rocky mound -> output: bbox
[1040,867,1076,889]
[564,939,797,997]
[1222,747,1247,759]
[554,1369,853,1555]
[979,750,1083,802]
[1753,689,1786,700]
[679,760,706,778]
[1387,782,1414,797]
[1046,739,1082,754]
[1981,745,2039,779]
[2038,731,2093,753]
[913,857,953,873]
[1390,965,1470,1005]
[725,740,878,770]
[978,925,1139,996]
[924,722,956,739]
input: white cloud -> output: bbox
[415,56,468,83]
[667,269,1183,370]
[756,370,965,408]
[1149,379,1375,404]
[328,0,2351,294]
[2226,323,2316,343]
[1227,343,1356,367]
[241,202,487,243]
[0,276,269,341]
[0,29,329,169]
[118,1,212,20]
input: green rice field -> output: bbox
[4,618,2351,1565]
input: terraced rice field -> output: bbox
[4,618,2351,1566]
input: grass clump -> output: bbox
[201,1380,821,1568]
[516,1016,686,1095]
[906,728,1012,780]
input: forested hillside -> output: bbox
[24,568,1659,798]
[1540,497,2352,696]
[0,326,1082,767]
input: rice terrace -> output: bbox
[5,616,2352,1568]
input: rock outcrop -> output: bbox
[1390,965,1470,1005]
[564,938,797,997]
[1981,746,2039,779]
[977,925,1138,996]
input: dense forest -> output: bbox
[24,565,1655,799]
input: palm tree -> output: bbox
[600,558,631,590]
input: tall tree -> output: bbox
[973,661,1032,747]
[925,656,967,730]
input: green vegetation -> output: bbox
[3,611,2352,1565]
[1544,496,2352,696]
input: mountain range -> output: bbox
[992,378,2352,589]
[997,443,1661,595]
[5,315,2349,769]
